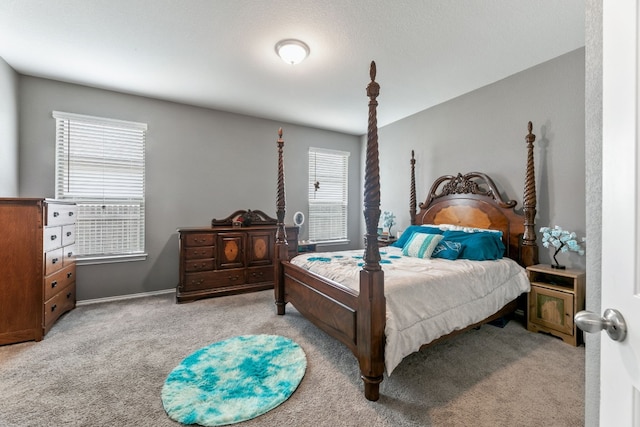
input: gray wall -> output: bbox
[0,57,19,196]
[17,76,361,300]
[373,49,586,271]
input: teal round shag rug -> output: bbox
[161,334,306,426]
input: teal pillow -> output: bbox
[402,233,443,259]
[431,240,464,260]
[391,225,444,248]
[440,230,505,260]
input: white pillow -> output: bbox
[421,223,502,235]
[402,233,444,259]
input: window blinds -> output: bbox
[308,148,349,242]
[53,111,147,259]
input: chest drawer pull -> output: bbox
[67,272,73,279]
[66,231,72,237]
[190,279,205,286]
[68,211,74,217]
[52,258,59,264]
[228,275,240,281]
[53,212,59,217]
[51,235,58,240]
[51,304,57,312]
[51,281,58,289]
[66,292,73,299]
[67,251,73,257]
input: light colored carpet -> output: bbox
[0,290,584,427]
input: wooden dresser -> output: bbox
[0,198,77,345]
[176,209,298,303]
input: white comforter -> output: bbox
[290,246,530,375]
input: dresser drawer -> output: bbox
[184,246,215,260]
[45,247,64,275]
[184,233,215,247]
[63,245,76,266]
[184,258,215,272]
[246,266,274,284]
[46,203,77,226]
[44,263,76,301]
[44,282,76,332]
[44,226,63,252]
[182,270,246,292]
[62,224,76,246]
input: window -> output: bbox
[308,147,349,243]
[53,111,147,263]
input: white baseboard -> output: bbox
[76,288,175,306]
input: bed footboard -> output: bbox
[278,261,385,401]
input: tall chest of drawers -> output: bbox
[0,198,77,345]
[176,225,298,303]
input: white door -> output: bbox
[600,0,640,424]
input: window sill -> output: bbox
[76,253,148,266]
[314,239,350,246]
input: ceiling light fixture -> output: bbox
[275,39,310,65]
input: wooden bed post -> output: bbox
[410,150,416,225]
[274,127,288,315]
[358,61,385,401]
[521,121,539,266]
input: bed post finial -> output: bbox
[522,121,538,266]
[410,150,416,225]
[363,61,381,270]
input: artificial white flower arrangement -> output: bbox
[540,225,586,269]
[382,211,396,231]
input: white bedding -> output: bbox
[289,246,530,375]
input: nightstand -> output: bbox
[526,264,585,346]
[377,236,397,247]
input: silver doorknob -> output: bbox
[575,308,627,342]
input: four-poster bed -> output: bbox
[273,61,539,401]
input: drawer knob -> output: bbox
[66,231,72,237]
[67,252,73,257]
[67,272,73,278]
[51,304,57,312]
[52,258,59,264]
[68,212,74,216]
[67,292,72,299]
[53,212,59,217]
[51,235,57,240]
[51,281,58,288]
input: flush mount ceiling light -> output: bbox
[275,39,310,65]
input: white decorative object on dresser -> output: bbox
[0,198,77,345]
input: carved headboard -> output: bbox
[414,172,527,266]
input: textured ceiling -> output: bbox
[0,0,585,135]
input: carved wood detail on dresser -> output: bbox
[0,198,77,345]
[176,210,298,303]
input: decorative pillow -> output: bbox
[422,223,502,234]
[440,230,505,261]
[391,225,444,248]
[402,233,443,259]
[431,240,464,260]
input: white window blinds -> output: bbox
[53,111,147,260]
[308,147,349,242]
